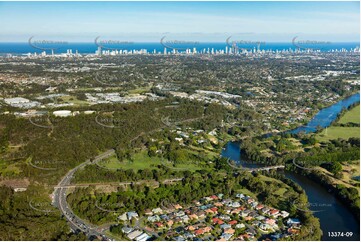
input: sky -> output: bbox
[0,1,359,42]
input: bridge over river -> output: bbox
[247,165,285,172]
[226,158,285,172]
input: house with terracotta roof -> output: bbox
[224,228,235,235]
[214,202,223,207]
[205,207,218,214]
[244,216,253,221]
[166,220,174,227]
[229,220,237,226]
[287,227,300,235]
[174,204,183,209]
[203,226,212,233]
[212,218,224,225]
[268,209,280,217]
[265,218,276,226]
[187,225,196,231]
[230,209,239,215]
[154,222,164,228]
[210,207,218,212]
[194,228,205,236]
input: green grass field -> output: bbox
[274,187,287,196]
[338,105,360,124]
[98,151,162,171]
[97,150,206,172]
[316,105,360,142]
[317,126,360,142]
[59,95,89,106]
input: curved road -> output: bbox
[51,113,211,240]
[52,149,116,240]
[52,148,183,240]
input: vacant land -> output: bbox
[338,105,360,124]
[317,126,360,142]
[97,151,163,171]
[341,160,360,186]
[97,150,206,172]
[315,161,360,190]
[316,105,360,142]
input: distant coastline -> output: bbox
[0,42,359,55]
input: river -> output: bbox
[221,93,360,241]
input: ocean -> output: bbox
[0,42,359,55]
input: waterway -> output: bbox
[221,93,360,241]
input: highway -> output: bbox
[50,115,209,240]
[52,149,116,240]
[51,148,183,241]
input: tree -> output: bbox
[330,162,342,175]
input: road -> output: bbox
[52,149,116,240]
[50,114,211,240]
[52,148,183,240]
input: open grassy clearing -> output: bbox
[314,104,359,142]
[97,150,209,172]
[338,105,360,124]
[316,126,360,142]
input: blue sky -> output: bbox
[0,1,359,42]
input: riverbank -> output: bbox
[287,165,360,220]
[221,93,360,241]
